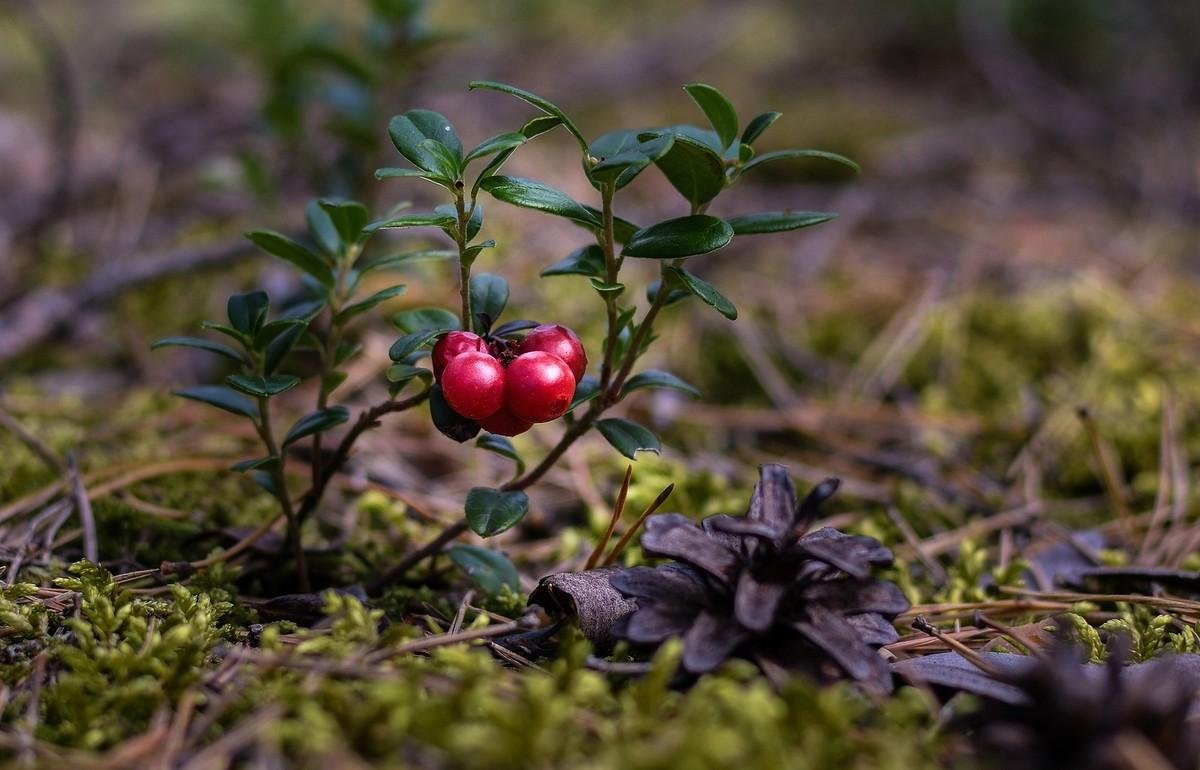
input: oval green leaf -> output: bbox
[620,370,701,398]
[469,273,509,332]
[151,337,243,363]
[447,544,519,594]
[726,211,836,235]
[683,83,739,150]
[465,487,530,537]
[225,374,301,398]
[479,176,599,227]
[622,215,733,259]
[741,148,860,175]
[283,406,350,447]
[542,244,605,278]
[393,307,461,334]
[173,385,259,419]
[741,111,782,145]
[246,231,334,288]
[595,418,662,460]
[664,266,737,320]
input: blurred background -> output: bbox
[2,0,1200,556]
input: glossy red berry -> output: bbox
[441,351,505,420]
[517,324,587,382]
[505,351,576,423]
[479,405,533,437]
[432,331,486,380]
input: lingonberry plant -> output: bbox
[155,80,855,594]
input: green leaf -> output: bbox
[227,291,269,335]
[464,131,527,164]
[595,418,662,460]
[475,434,526,478]
[646,280,691,307]
[283,406,350,447]
[622,215,734,259]
[726,211,836,235]
[200,321,250,346]
[479,176,599,228]
[388,109,463,174]
[306,199,341,257]
[246,230,334,288]
[664,266,738,320]
[683,84,739,150]
[651,129,727,207]
[418,138,462,182]
[385,363,433,388]
[589,278,624,296]
[586,130,675,189]
[393,307,461,334]
[173,385,259,419]
[471,116,563,197]
[569,375,601,410]
[389,329,442,361]
[225,374,301,398]
[319,199,370,246]
[469,273,508,331]
[621,370,701,398]
[366,212,456,233]
[264,323,307,375]
[468,80,587,152]
[230,456,279,473]
[465,487,530,537]
[741,149,860,175]
[335,284,406,323]
[253,318,308,352]
[541,244,605,278]
[150,337,243,363]
[374,167,445,184]
[323,371,349,398]
[462,239,496,262]
[447,545,519,594]
[577,207,640,243]
[741,111,781,145]
[466,201,484,242]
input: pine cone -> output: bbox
[610,464,908,692]
[967,642,1200,770]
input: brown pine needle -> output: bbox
[1076,406,1135,543]
[912,616,1000,675]
[602,482,674,567]
[585,465,632,570]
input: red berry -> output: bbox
[505,351,576,423]
[479,405,533,437]
[432,331,486,380]
[441,351,505,419]
[517,324,587,382]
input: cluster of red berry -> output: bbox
[432,324,587,436]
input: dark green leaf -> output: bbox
[475,434,526,477]
[664,266,738,320]
[429,384,480,442]
[393,307,461,334]
[587,130,675,189]
[418,138,462,181]
[462,239,496,262]
[225,374,300,398]
[479,176,599,227]
[335,284,406,323]
[264,323,307,375]
[227,291,270,335]
[492,319,539,337]
[595,418,662,460]
[541,244,605,278]
[246,230,334,288]
[174,385,259,419]
[621,370,701,398]
[646,280,691,307]
[468,80,587,151]
[726,211,836,235]
[622,215,734,259]
[466,201,484,242]
[388,109,463,174]
[323,371,349,397]
[253,318,308,352]
[569,375,601,410]
[469,273,508,332]
[683,83,739,150]
[389,329,442,361]
[447,545,519,594]
[319,199,370,246]
[151,337,243,363]
[741,149,860,175]
[306,200,341,257]
[589,278,624,296]
[231,456,279,473]
[652,129,727,207]
[283,406,350,447]
[385,363,433,388]
[465,486,530,537]
[577,207,640,243]
[374,167,444,184]
[741,111,781,145]
[201,321,250,345]
[464,131,527,164]
[366,212,456,233]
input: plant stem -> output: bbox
[255,395,310,592]
[597,183,620,392]
[454,192,472,330]
[311,251,353,514]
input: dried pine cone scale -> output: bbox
[609,464,909,691]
